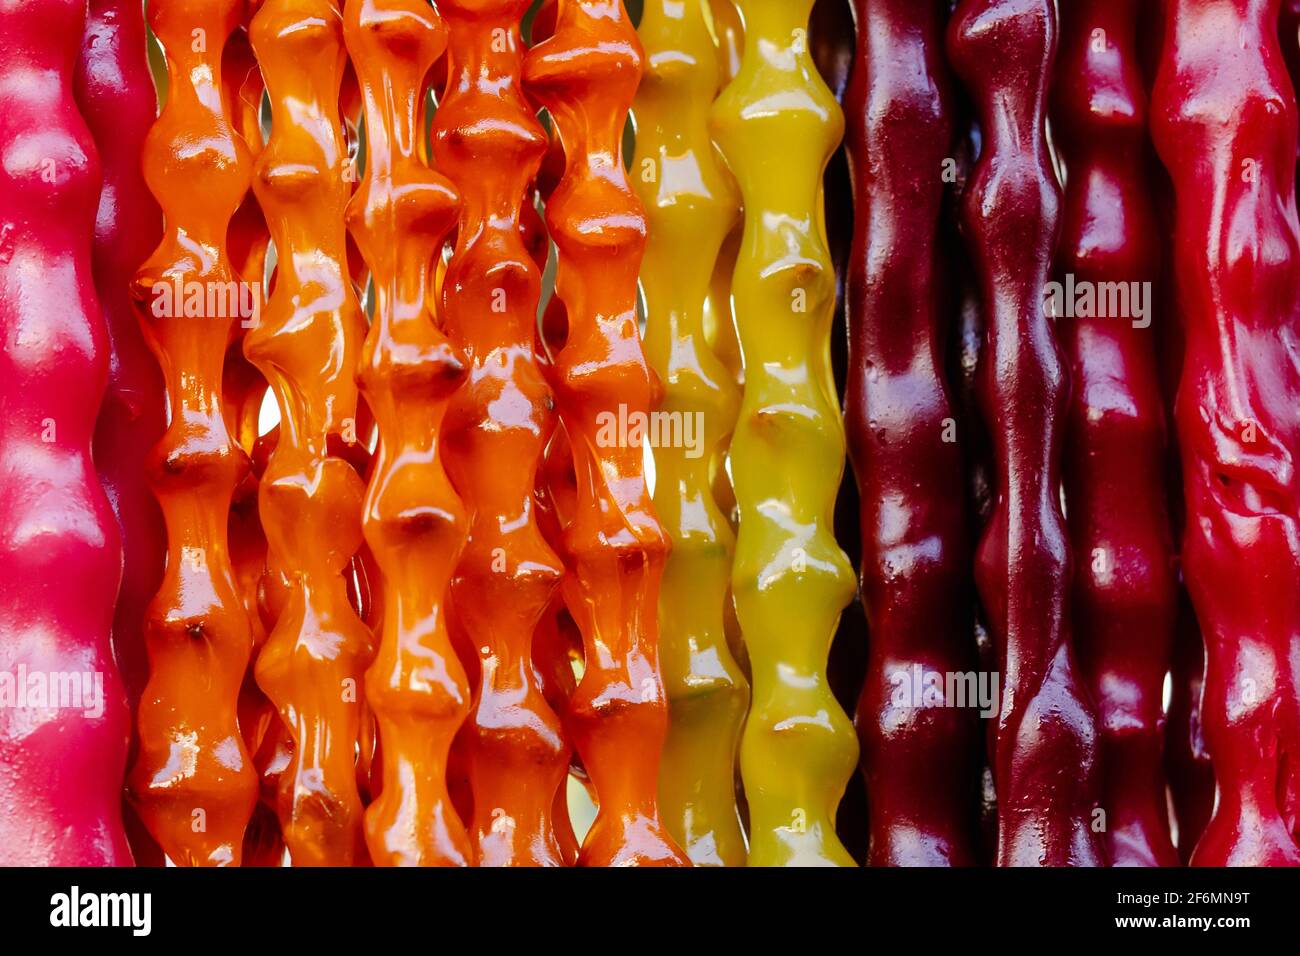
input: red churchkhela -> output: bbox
[844,0,982,866]
[74,0,168,867]
[1052,0,1179,867]
[0,0,132,865]
[948,0,1106,866]
[1151,0,1300,866]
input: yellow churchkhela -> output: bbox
[633,0,749,867]
[710,0,858,867]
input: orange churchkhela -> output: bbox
[245,0,373,866]
[343,0,471,866]
[524,0,688,866]
[432,0,570,866]
[219,18,290,868]
[127,0,259,865]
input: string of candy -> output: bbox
[1151,0,1300,867]
[335,63,381,817]
[844,0,981,867]
[127,0,260,866]
[74,0,168,867]
[343,0,472,867]
[711,0,859,867]
[702,1,745,646]
[524,0,687,866]
[245,0,374,867]
[948,0,1105,866]
[432,0,570,867]
[218,21,291,868]
[1052,0,1178,867]
[0,0,131,866]
[632,0,749,867]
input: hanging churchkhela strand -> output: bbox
[74,0,168,867]
[220,18,291,870]
[1052,0,1178,867]
[844,0,981,867]
[244,0,373,867]
[343,0,472,867]
[0,0,131,867]
[947,0,1105,866]
[76,0,166,787]
[632,0,749,868]
[524,0,687,867]
[127,0,260,866]
[433,0,571,867]
[712,0,859,867]
[1150,0,1300,867]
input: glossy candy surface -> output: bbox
[712,0,859,867]
[433,0,570,867]
[844,0,980,867]
[246,0,373,867]
[127,0,260,867]
[702,0,745,569]
[344,0,472,867]
[0,0,131,867]
[948,0,1105,866]
[1151,0,1300,867]
[1053,0,1178,867]
[632,0,749,867]
[525,0,687,867]
[74,0,167,867]
[219,27,292,868]
[76,0,166,746]
[9,0,1300,874]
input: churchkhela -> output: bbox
[712,0,859,867]
[0,0,1296,870]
